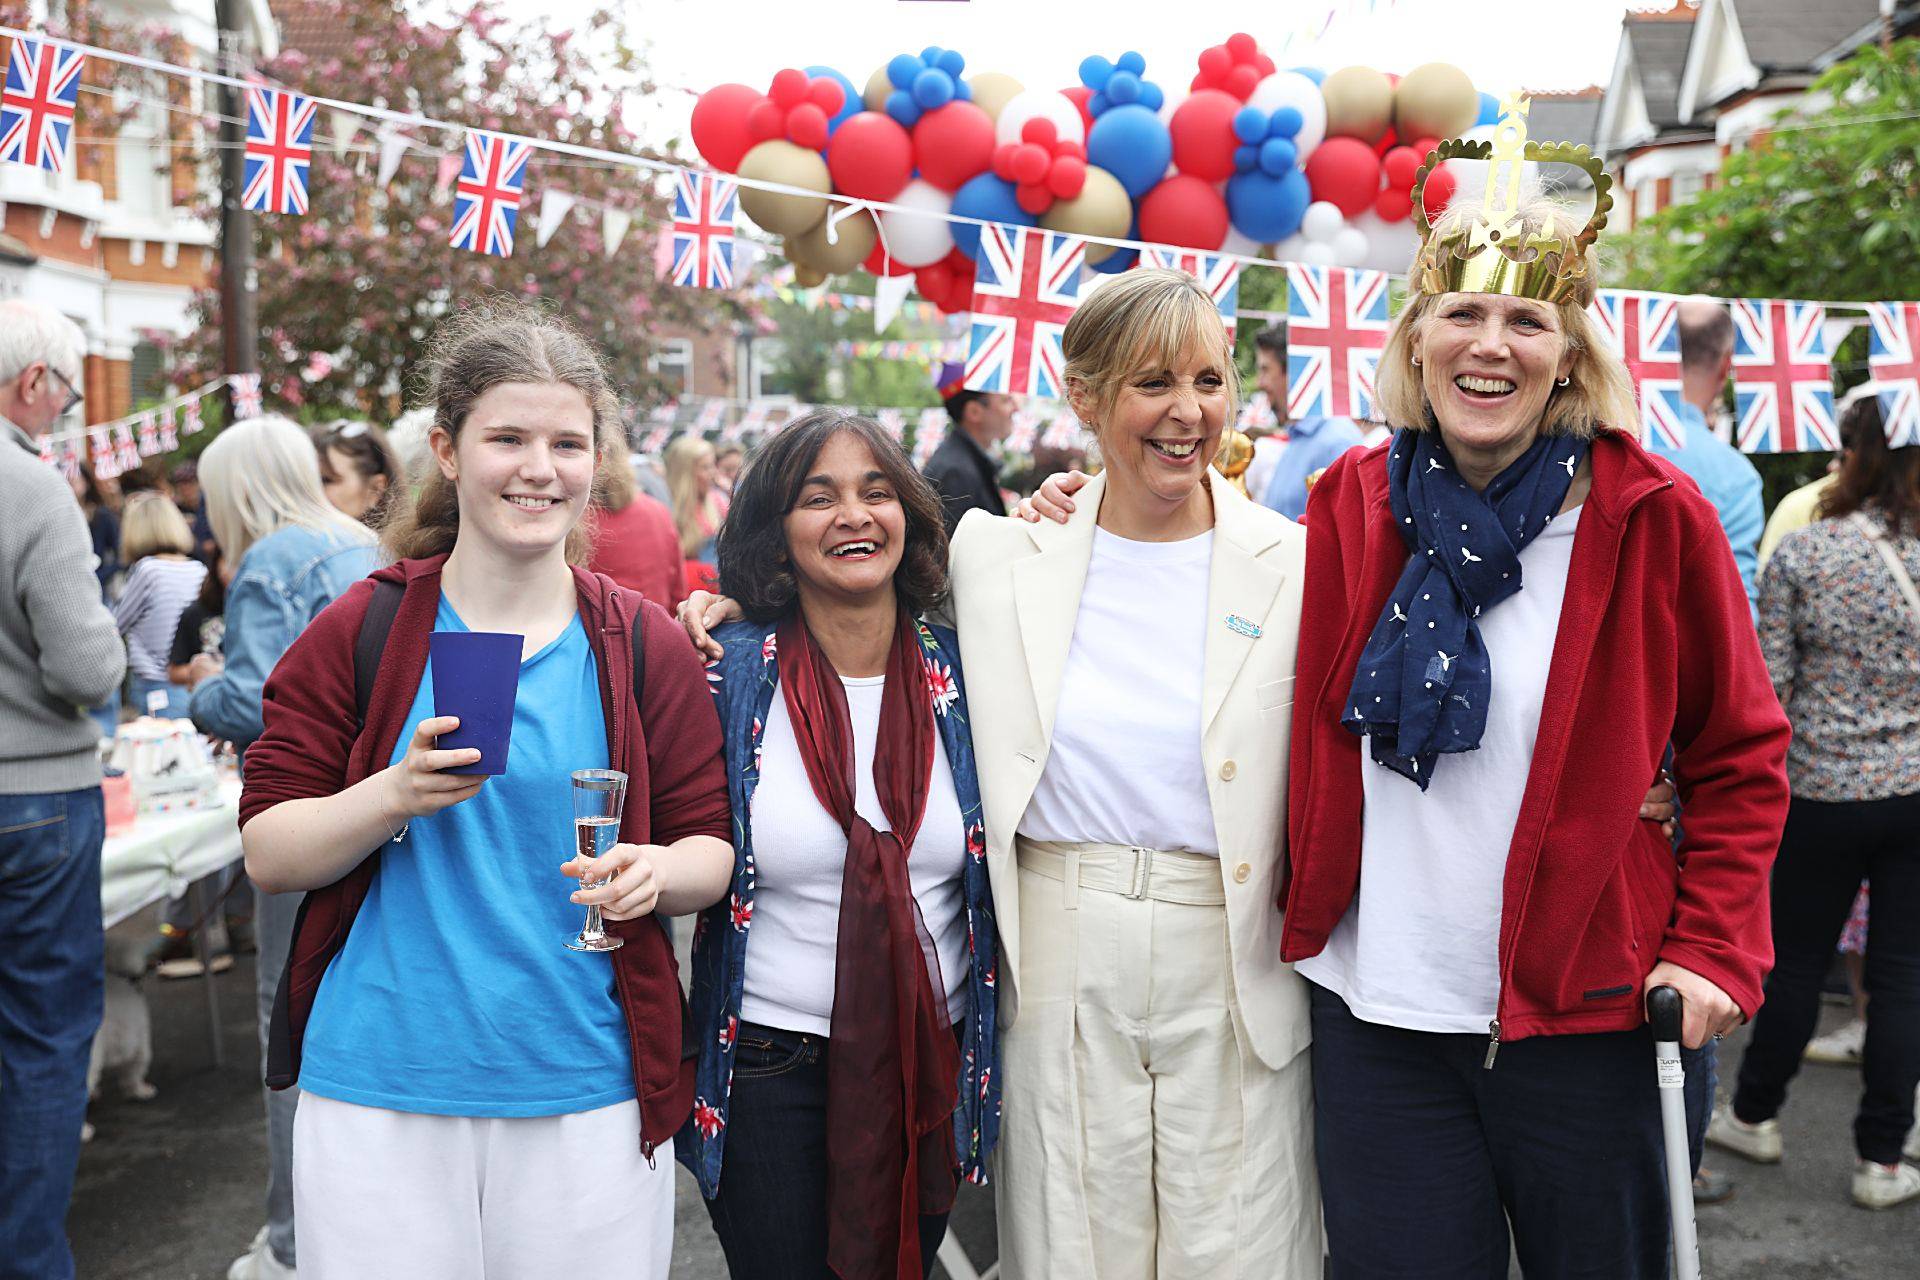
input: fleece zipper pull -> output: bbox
[1483,1019,1501,1070]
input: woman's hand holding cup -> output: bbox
[383,716,487,820]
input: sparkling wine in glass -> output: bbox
[566,768,628,953]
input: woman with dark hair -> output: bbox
[311,419,402,527]
[1710,393,1920,1208]
[681,409,998,1280]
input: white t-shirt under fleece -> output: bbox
[1019,527,1219,856]
[1295,507,1582,1033]
[742,674,970,1037]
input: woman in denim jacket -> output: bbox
[680,411,999,1280]
[186,415,377,1280]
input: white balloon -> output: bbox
[1352,210,1418,274]
[1332,226,1370,267]
[1271,232,1309,263]
[1156,83,1187,127]
[1296,240,1339,268]
[1300,200,1345,243]
[1220,226,1265,258]
[994,88,1086,149]
[877,179,954,268]
[1245,71,1328,163]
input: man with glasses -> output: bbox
[0,298,125,1280]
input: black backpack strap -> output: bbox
[629,600,647,719]
[353,579,405,724]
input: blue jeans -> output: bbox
[1309,982,1701,1279]
[0,788,105,1280]
[129,676,191,720]
[703,1022,953,1279]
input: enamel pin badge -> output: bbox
[1225,614,1262,639]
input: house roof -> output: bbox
[1624,12,1696,129]
[1730,0,1885,72]
[1524,89,1605,148]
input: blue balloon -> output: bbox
[954,79,972,101]
[1273,106,1303,139]
[1108,71,1140,105]
[1087,104,1172,199]
[803,66,861,136]
[914,67,955,110]
[1139,83,1165,113]
[1090,243,1139,274]
[1259,137,1298,177]
[1233,106,1268,146]
[936,48,966,78]
[1117,50,1147,76]
[1475,91,1501,127]
[888,54,922,91]
[886,90,918,127]
[1234,144,1259,171]
[1291,66,1327,85]
[1079,55,1112,89]
[950,173,1036,262]
[920,45,942,65]
[1227,168,1310,243]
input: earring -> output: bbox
[1556,375,1571,387]
[1411,354,1422,367]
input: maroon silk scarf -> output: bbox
[774,612,960,1280]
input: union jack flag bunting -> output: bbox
[450,130,532,257]
[86,426,113,478]
[1285,265,1389,421]
[693,399,728,435]
[242,86,316,215]
[182,399,204,435]
[1041,409,1084,451]
[875,408,905,442]
[914,408,948,466]
[0,38,83,173]
[230,372,263,418]
[1731,299,1836,454]
[156,407,179,453]
[1587,290,1686,450]
[113,422,140,472]
[135,411,158,456]
[1868,301,1920,449]
[966,227,1086,398]
[671,172,738,290]
[1140,248,1240,336]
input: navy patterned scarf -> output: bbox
[1342,427,1588,789]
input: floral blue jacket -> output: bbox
[676,618,1001,1198]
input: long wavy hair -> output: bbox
[1819,394,1920,537]
[198,415,373,566]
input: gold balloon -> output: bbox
[863,66,893,114]
[1394,63,1479,142]
[1214,429,1255,496]
[793,263,828,288]
[1040,165,1131,265]
[1321,65,1394,143]
[969,72,1026,123]
[790,207,878,275]
[737,140,832,237]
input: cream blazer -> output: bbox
[947,470,1311,1069]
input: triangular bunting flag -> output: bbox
[874,272,915,335]
[603,207,632,257]
[536,189,576,248]
[376,127,410,187]
[329,107,363,157]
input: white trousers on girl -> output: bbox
[995,840,1322,1280]
[293,1093,673,1280]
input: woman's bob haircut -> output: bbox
[1062,267,1241,431]
[1374,197,1637,440]
[717,410,950,624]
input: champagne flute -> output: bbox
[566,768,628,953]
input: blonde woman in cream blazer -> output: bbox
[955,270,1318,1280]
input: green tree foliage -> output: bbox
[1617,39,1920,506]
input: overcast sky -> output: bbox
[606,0,1635,147]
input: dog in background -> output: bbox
[84,935,157,1140]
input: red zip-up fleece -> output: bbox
[239,555,730,1155]
[1279,430,1790,1047]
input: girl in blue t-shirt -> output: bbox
[239,304,733,1279]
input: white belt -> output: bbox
[1015,837,1227,909]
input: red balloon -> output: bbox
[745,98,783,144]
[1048,155,1087,199]
[1224,65,1259,100]
[1011,144,1050,185]
[913,101,996,191]
[807,78,846,115]
[1382,146,1421,189]
[1138,174,1230,250]
[1372,126,1399,158]
[1226,32,1258,60]
[1170,89,1242,181]
[1022,117,1059,148]
[1374,187,1413,223]
[827,112,914,200]
[916,261,953,299]
[864,240,914,276]
[1016,182,1051,216]
[690,83,763,172]
[1421,166,1459,219]
[1305,136,1383,218]
[787,103,830,151]
[1197,46,1231,81]
[1062,86,1094,135]
[769,68,808,109]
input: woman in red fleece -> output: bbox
[1279,196,1789,1276]
[237,303,732,1279]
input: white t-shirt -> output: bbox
[1296,507,1583,1032]
[1019,528,1219,855]
[742,674,970,1036]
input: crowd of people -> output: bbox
[0,176,1916,1280]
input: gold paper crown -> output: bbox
[1408,95,1614,305]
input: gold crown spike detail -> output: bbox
[1408,95,1614,305]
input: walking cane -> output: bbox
[1647,984,1701,1280]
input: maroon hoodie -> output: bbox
[241,554,729,1155]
